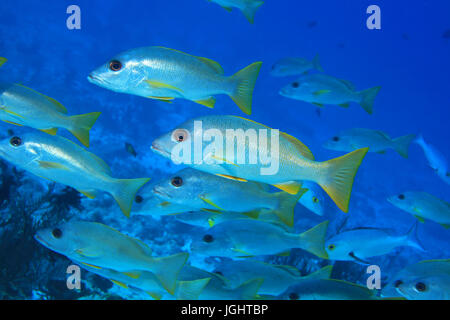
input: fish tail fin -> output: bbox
[312,54,324,72]
[229,61,263,115]
[68,112,101,147]
[237,278,264,300]
[111,177,151,217]
[176,278,211,300]
[405,220,426,252]
[358,86,381,114]
[318,148,369,212]
[275,188,308,227]
[0,57,7,67]
[241,1,264,23]
[298,221,329,259]
[153,252,189,295]
[392,134,416,158]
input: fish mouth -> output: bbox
[151,143,171,158]
[153,186,171,199]
[87,74,106,85]
[34,234,50,247]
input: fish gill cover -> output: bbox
[0,0,448,300]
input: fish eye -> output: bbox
[171,129,189,143]
[394,280,403,288]
[171,176,183,187]
[109,60,122,72]
[52,228,62,239]
[332,136,340,142]
[415,282,427,292]
[328,244,336,251]
[289,292,299,300]
[203,234,214,243]
[312,197,319,203]
[135,195,143,203]
[10,136,22,147]
[398,194,405,200]
[291,82,300,88]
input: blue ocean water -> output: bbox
[0,0,448,300]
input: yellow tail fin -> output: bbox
[68,112,101,147]
[153,252,189,295]
[298,220,329,259]
[318,148,369,212]
[229,62,262,115]
[112,177,150,217]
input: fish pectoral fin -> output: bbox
[414,215,425,223]
[40,128,58,135]
[38,161,70,171]
[313,90,331,96]
[215,174,247,182]
[148,96,175,103]
[232,247,253,257]
[76,248,100,258]
[348,252,371,265]
[273,181,303,195]
[122,271,141,279]
[2,120,23,126]
[312,102,324,108]
[144,80,183,93]
[159,201,171,207]
[194,97,216,109]
[80,262,102,269]
[110,279,129,289]
[199,195,224,211]
[77,190,97,199]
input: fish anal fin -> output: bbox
[2,120,23,126]
[273,181,302,195]
[194,97,216,109]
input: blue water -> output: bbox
[0,0,448,299]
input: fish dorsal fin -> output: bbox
[374,130,391,140]
[274,264,302,277]
[304,265,333,280]
[15,84,68,113]
[132,237,153,256]
[280,132,315,160]
[197,57,224,74]
[89,153,111,174]
[110,279,129,289]
[338,79,355,91]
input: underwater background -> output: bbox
[0,0,449,299]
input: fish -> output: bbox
[414,134,449,185]
[88,46,262,115]
[0,131,150,217]
[208,0,264,24]
[381,259,450,300]
[297,181,326,216]
[213,260,332,295]
[278,278,381,300]
[0,83,100,147]
[279,73,381,114]
[34,221,189,294]
[191,219,330,259]
[323,128,416,158]
[179,265,263,300]
[80,264,210,300]
[151,115,369,213]
[271,55,324,77]
[0,57,7,67]
[152,167,307,226]
[325,222,425,264]
[387,191,450,228]
[125,142,137,157]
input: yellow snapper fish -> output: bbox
[387,191,450,228]
[325,222,425,264]
[0,132,150,217]
[213,260,332,296]
[88,46,262,115]
[279,73,381,114]
[381,259,450,300]
[191,219,330,259]
[208,0,264,24]
[152,167,307,226]
[34,221,189,294]
[80,264,210,300]
[323,128,416,158]
[178,265,263,300]
[271,55,324,77]
[415,134,450,185]
[151,115,369,213]
[0,82,100,147]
